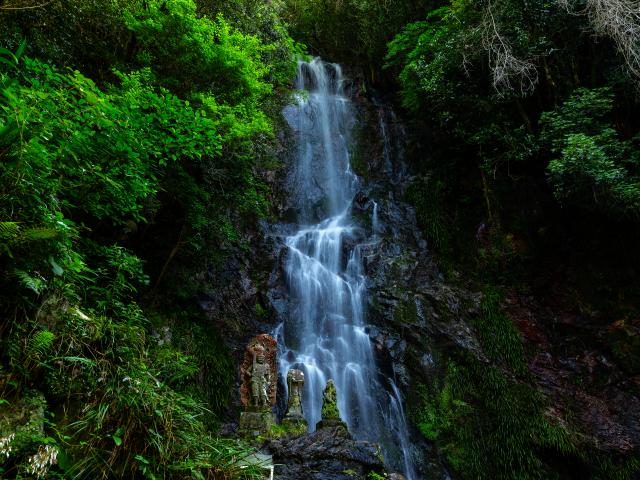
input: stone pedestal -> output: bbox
[239,410,277,437]
[268,427,385,480]
[315,418,349,435]
[281,416,308,435]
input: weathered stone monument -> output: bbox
[239,334,277,436]
[315,379,349,433]
[282,369,307,431]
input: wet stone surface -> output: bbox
[267,427,384,480]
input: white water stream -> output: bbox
[275,58,417,479]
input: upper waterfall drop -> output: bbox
[276,58,417,479]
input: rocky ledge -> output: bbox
[267,426,386,480]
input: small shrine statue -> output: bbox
[321,379,340,420]
[282,368,307,432]
[250,346,271,407]
[240,334,277,409]
[285,369,305,419]
[316,379,349,434]
[239,334,278,436]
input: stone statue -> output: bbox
[250,346,271,407]
[285,369,305,419]
[316,379,348,433]
[321,379,340,419]
[240,334,277,409]
[282,368,307,432]
[239,334,277,437]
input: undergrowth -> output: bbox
[415,290,640,479]
[417,359,578,479]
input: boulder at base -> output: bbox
[267,426,385,479]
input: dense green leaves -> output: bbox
[385,6,464,113]
[386,0,640,220]
[125,0,271,100]
[0,0,299,477]
[541,88,640,217]
[282,0,435,78]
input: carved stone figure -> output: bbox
[240,334,277,409]
[321,379,340,420]
[316,379,348,433]
[285,369,305,419]
[239,334,278,437]
[250,346,271,407]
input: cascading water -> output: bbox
[275,58,417,479]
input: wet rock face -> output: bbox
[197,228,286,413]
[348,98,486,387]
[268,427,384,480]
[532,350,640,453]
[506,293,640,454]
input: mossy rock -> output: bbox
[321,380,341,420]
[393,298,418,326]
[266,420,308,439]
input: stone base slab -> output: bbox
[315,418,349,436]
[239,411,276,437]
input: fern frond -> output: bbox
[14,269,46,294]
[20,227,59,241]
[0,221,20,239]
[27,330,55,360]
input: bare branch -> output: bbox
[482,1,539,97]
[558,0,640,79]
[588,0,640,77]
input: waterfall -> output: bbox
[372,201,380,239]
[276,58,416,479]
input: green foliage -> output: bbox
[541,88,640,217]
[1,56,223,223]
[385,6,464,114]
[263,421,307,439]
[596,456,640,480]
[416,365,471,442]
[407,174,453,258]
[475,287,527,374]
[1,299,256,479]
[282,0,433,74]
[26,330,55,361]
[367,471,385,480]
[417,359,577,479]
[385,0,640,227]
[125,1,270,100]
[0,0,299,475]
[0,0,142,77]
[170,317,236,415]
